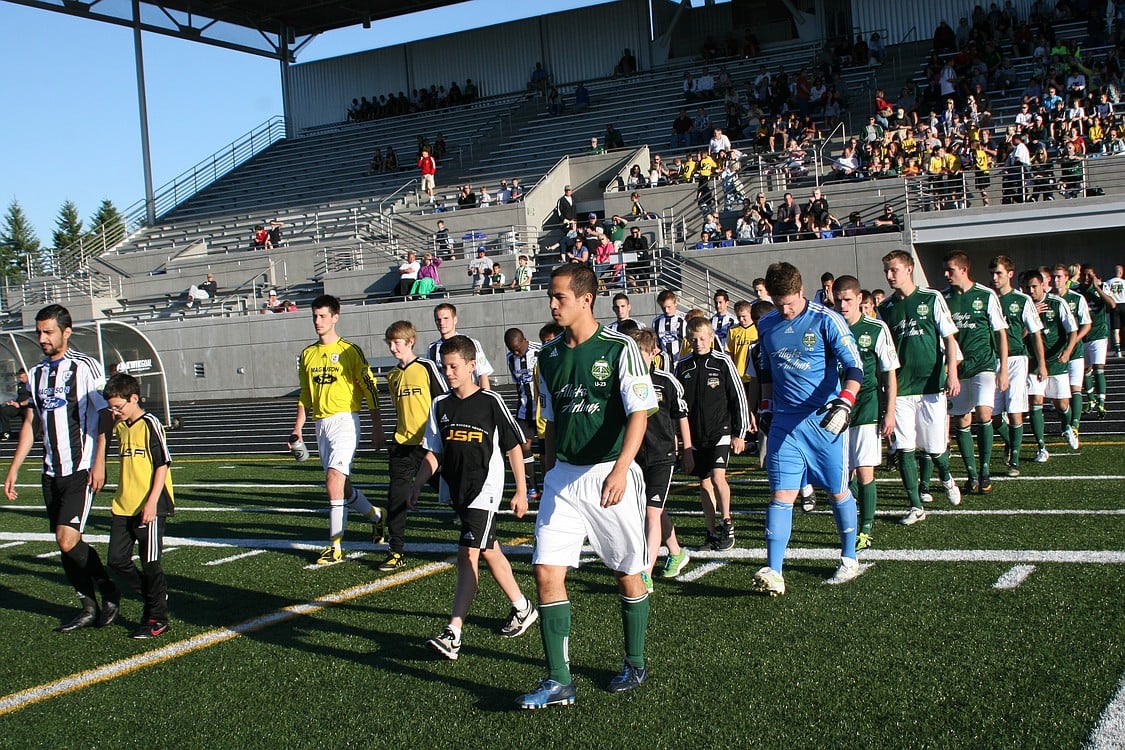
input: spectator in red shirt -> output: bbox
[418,148,437,204]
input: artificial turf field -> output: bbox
[1,437,1122,749]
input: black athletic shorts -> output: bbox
[42,470,93,533]
[691,443,731,478]
[455,506,499,550]
[641,462,675,508]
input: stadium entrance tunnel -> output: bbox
[0,321,173,428]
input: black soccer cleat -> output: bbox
[57,608,99,633]
[96,594,120,628]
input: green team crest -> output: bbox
[858,333,873,348]
[802,332,817,349]
[1009,301,1021,314]
[591,358,611,382]
[972,298,985,312]
[917,303,930,317]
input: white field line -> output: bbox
[34,550,61,559]
[1086,672,1125,750]
[302,551,365,570]
[3,532,1123,564]
[204,549,266,566]
[0,559,454,717]
[0,541,24,549]
[678,561,727,582]
[993,565,1036,589]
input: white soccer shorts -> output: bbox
[995,355,1029,414]
[316,412,359,476]
[1068,357,1085,387]
[532,459,648,575]
[847,423,882,470]
[950,371,997,416]
[1084,338,1108,367]
[892,393,948,454]
[1028,372,1070,400]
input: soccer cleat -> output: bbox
[825,556,860,585]
[961,477,979,495]
[130,618,169,639]
[607,662,649,693]
[752,566,786,596]
[426,627,461,660]
[640,571,654,594]
[1063,427,1080,450]
[1095,403,1107,419]
[528,487,541,501]
[56,608,99,633]
[901,507,927,525]
[800,484,816,512]
[701,533,720,552]
[378,551,405,571]
[316,545,343,565]
[661,549,691,578]
[1034,447,1050,463]
[500,602,539,638]
[977,476,993,495]
[1007,464,1020,477]
[943,478,962,507]
[96,592,120,628]
[517,678,577,709]
[371,507,386,545]
[715,519,735,551]
[919,486,934,504]
[855,532,873,551]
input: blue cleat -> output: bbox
[607,662,648,693]
[517,678,576,709]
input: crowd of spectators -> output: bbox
[346,79,480,122]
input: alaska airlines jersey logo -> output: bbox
[39,385,69,410]
[591,358,611,383]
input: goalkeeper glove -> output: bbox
[817,390,856,435]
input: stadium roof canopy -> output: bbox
[5,0,468,59]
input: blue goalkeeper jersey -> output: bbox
[756,300,862,418]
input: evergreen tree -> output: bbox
[52,199,84,252]
[0,198,41,281]
[86,198,127,253]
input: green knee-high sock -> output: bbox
[1096,369,1107,403]
[539,601,572,684]
[1084,370,1094,399]
[620,593,649,669]
[1009,424,1024,466]
[918,452,934,488]
[956,427,977,480]
[859,481,877,535]
[976,422,994,478]
[1060,405,1073,432]
[932,450,953,482]
[1070,393,1082,429]
[1030,405,1046,449]
[848,477,860,497]
[996,420,1011,451]
[900,450,922,509]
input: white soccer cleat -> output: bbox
[1063,427,1080,450]
[1034,447,1050,463]
[943,478,962,506]
[752,566,786,596]
[825,556,860,585]
[919,487,934,504]
[901,507,927,525]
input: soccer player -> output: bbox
[291,295,386,565]
[608,293,636,331]
[676,317,748,551]
[412,336,536,660]
[1052,265,1090,444]
[834,276,899,551]
[1021,271,1079,461]
[651,289,687,363]
[103,373,174,639]
[3,304,119,632]
[1104,264,1125,357]
[384,320,447,571]
[753,277,770,302]
[427,302,494,389]
[942,251,1009,494]
[989,256,1046,476]
[1077,264,1116,418]
[518,263,657,709]
[879,250,962,524]
[710,289,737,347]
[627,328,694,585]
[504,327,541,498]
[751,262,864,596]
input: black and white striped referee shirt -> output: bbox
[29,350,108,478]
[505,341,540,421]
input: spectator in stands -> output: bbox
[869,32,885,65]
[547,85,562,115]
[567,235,591,266]
[267,220,285,248]
[528,62,550,96]
[261,289,282,314]
[709,127,732,155]
[693,231,715,250]
[510,178,524,202]
[1004,133,1032,203]
[574,82,591,112]
[933,20,956,53]
[1060,141,1085,198]
[463,79,478,103]
[614,49,638,77]
[432,134,447,161]
[671,107,693,150]
[510,255,532,292]
[457,184,477,210]
[252,225,271,250]
[185,272,218,309]
[485,262,506,293]
[477,185,493,208]
[774,193,801,240]
[397,251,421,297]
[605,124,625,150]
[832,145,864,179]
[418,147,437,204]
[587,137,605,155]
[1105,127,1125,154]
[384,146,399,172]
[468,248,492,293]
[873,203,903,231]
[433,220,451,257]
[409,253,442,299]
[693,107,713,147]
[556,185,577,222]
[367,148,384,175]
[627,165,645,191]
[696,68,716,99]
[844,211,866,236]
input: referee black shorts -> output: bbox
[42,470,94,533]
[691,442,732,479]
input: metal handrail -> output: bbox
[815,121,847,186]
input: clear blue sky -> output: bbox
[0,0,625,245]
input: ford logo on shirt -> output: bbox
[41,396,66,410]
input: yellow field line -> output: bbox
[0,534,532,716]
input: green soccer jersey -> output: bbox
[537,325,657,466]
[944,282,1008,378]
[1062,289,1092,360]
[1031,294,1078,376]
[997,289,1042,358]
[879,287,958,397]
[1079,283,1110,342]
[847,315,900,426]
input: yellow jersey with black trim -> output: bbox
[112,412,174,517]
[386,357,447,445]
[298,338,380,419]
[726,323,759,383]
